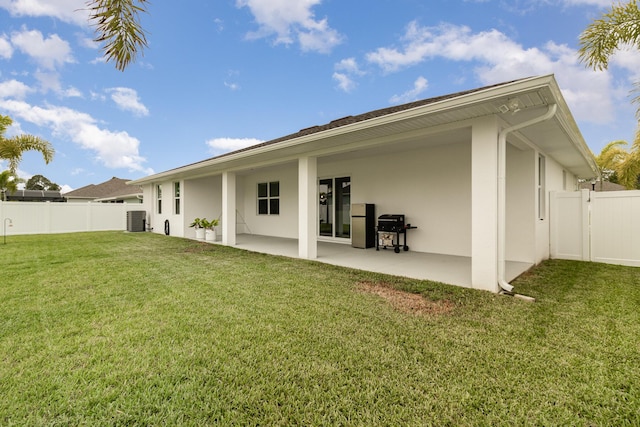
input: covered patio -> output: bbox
[229,234,533,287]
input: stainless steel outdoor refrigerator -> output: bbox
[351,203,375,248]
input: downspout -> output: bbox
[497,103,557,293]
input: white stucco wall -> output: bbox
[224,140,472,256]
[139,184,153,231]
[506,144,536,263]
[322,140,472,257]
[240,165,300,239]
[143,180,186,237]
[183,176,222,239]
[535,151,576,263]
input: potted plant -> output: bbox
[201,218,219,242]
[189,217,205,240]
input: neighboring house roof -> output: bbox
[64,177,142,201]
[130,74,599,185]
[5,190,66,202]
[579,181,628,192]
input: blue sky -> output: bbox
[1,0,639,192]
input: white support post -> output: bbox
[471,117,500,292]
[298,156,317,259]
[222,171,236,246]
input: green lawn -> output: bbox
[1,232,638,426]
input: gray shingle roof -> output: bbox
[579,181,628,192]
[168,78,527,172]
[64,177,141,199]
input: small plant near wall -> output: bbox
[201,218,219,242]
[190,218,205,240]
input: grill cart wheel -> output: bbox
[394,246,400,253]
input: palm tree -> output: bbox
[594,131,640,189]
[0,170,20,202]
[0,114,55,176]
[579,1,640,116]
[88,0,149,71]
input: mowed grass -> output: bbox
[0,231,638,426]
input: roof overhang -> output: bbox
[129,75,598,186]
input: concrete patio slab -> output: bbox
[225,234,532,288]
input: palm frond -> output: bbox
[0,131,55,175]
[87,0,150,71]
[595,140,628,171]
[578,1,640,71]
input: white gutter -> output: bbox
[497,103,557,293]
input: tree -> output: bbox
[26,174,61,191]
[578,1,640,116]
[0,115,55,176]
[593,133,640,189]
[87,0,150,71]
[0,170,20,202]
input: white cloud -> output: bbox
[90,90,106,101]
[610,47,640,82]
[11,27,74,70]
[0,99,154,174]
[33,70,62,93]
[63,86,82,98]
[365,21,621,125]
[561,0,612,6]
[332,73,356,93]
[0,35,13,59]
[333,58,365,92]
[59,184,74,193]
[236,0,342,53]
[206,137,264,154]
[335,58,364,75]
[30,70,80,98]
[0,79,33,99]
[0,0,89,26]
[390,76,428,104]
[106,87,149,117]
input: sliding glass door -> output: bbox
[319,177,350,238]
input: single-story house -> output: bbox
[128,75,599,293]
[64,177,143,203]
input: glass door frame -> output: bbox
[318,176,351,240]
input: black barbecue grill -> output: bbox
[377,214,405,232]
[376,214,417,253]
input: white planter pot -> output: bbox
[205,228,216,242]
[195,228,205,240]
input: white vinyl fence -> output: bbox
[0,201,136,236]
[550,190,640,267]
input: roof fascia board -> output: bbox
[545,79,599,177]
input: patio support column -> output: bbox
[222,171,236,246]
[298,156,317,259]
[471,117,500,292]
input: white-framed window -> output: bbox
[538,155,546,220]
[174,181,180,215]
[157,184,162,214]
[257,181,279,215]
